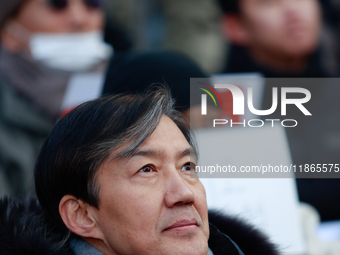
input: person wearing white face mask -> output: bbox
[0,0,113,197]
[5,21,112,72]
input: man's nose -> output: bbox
[164,171,195,208]
[66,0,91,32]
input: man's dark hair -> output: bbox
[35,86,194,230]
[217,0,240,14]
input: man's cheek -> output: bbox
[195,192,209,219]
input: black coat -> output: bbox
[208,211,279,255]
[0,197,279,255]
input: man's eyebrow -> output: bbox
[179,147,197,160]
[112,147,197,162]
[133,149,164,158]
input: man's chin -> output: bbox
[160,230,208,255]
[284,39,317,57]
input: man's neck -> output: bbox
[248,47,310,74]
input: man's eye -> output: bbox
[139,165,155,173]
[181,163,194,172]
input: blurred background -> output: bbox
[1,0,340,254]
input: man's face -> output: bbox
[2,0,103,52]
[239,0,321,58]
[91,116,209,255]
[15,0,103,33]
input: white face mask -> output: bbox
[29,30,113,72]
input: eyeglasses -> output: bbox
[48,0,102,9]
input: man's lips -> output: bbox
[163,219,198,232]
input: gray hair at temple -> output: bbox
[35,85,196,230]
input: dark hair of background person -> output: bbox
[104,19,132,52]
[34,86,194,231]
[103,50,210,112]
[217,0,335,19]
[216,0,239,14]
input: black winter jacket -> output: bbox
[0,197,279,255]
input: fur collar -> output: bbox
[0,197,279,255]
[209,210,280,255]
[0,197,73,255]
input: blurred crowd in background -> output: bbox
[1,0,340,229]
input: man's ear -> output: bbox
[220,14,250,46]
[59,195,103,239]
